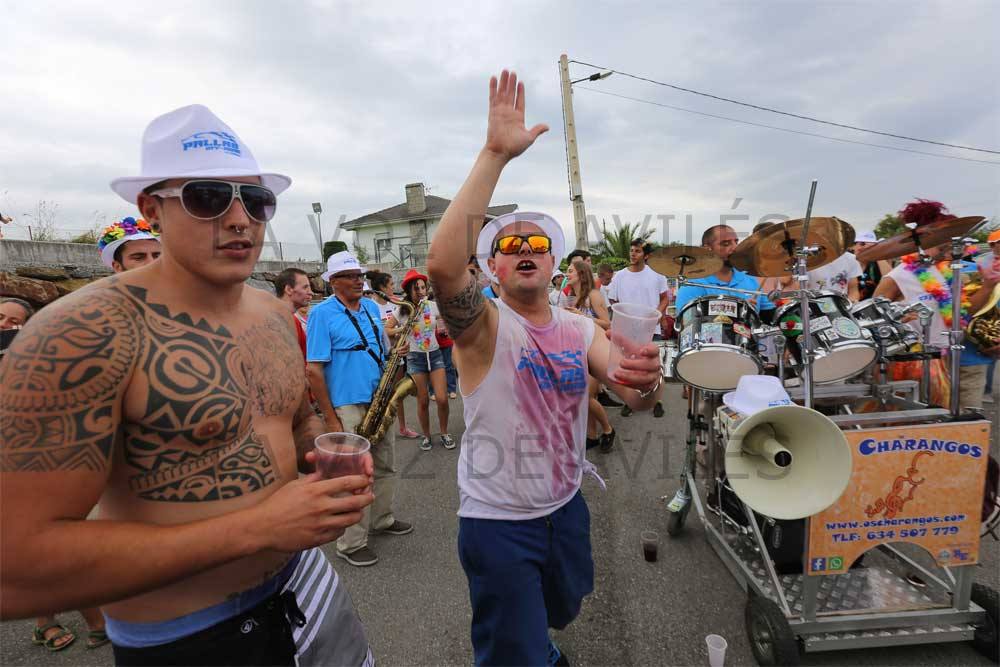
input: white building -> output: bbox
[343,183,517,276]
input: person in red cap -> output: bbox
[978,229,1000,282]
[386,269,453,451]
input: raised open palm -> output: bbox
[485,69,549,161]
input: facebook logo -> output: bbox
[811,558,826,572]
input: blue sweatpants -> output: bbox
[458,491,594,667]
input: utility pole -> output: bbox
[559,54,588,251]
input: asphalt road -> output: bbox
[2,387,997,666]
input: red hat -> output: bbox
[988,229,1000,244]
[400,269,428,291]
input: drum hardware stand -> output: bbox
[774,333,787,382]
[947,236,971,417]
[784,179,819,409]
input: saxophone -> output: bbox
[967,283,1000,349]
[355,292,427,442]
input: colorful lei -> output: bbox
[900,253,977,327]
[97,216,157,250]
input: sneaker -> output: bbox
[373,520,413,536]
[398,427,420,439]
[596,390,623,408]
[336,546,379,567]
[621,405,633,418]
[599,429,616,453]
[548,639,569,667]
[448,392,458,399]
[440,434,456,449]
[420,437,432,451]
[653,402,664,418]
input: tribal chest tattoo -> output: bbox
[0,283,302,504]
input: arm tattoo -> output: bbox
[1,290,141,472]
[432,276,492,340]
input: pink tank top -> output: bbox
[457,299,596,519]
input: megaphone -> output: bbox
[722,405,852,520]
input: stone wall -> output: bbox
[0,239,327,307]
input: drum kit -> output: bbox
[648,181,998,665]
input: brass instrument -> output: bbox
[355,292,425,442]
[967,283,1000,349]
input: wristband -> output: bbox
[637,376,662,399]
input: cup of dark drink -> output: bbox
[314,432,370,480]
[641,530,659,562]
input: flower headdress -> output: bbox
[96,216,160,268]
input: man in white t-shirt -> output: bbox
[804,251,862,301]
[426,68,662,667]
[607,239,670,417]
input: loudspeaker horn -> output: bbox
[725,405,852,520]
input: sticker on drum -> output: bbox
[811,315,832,331]
[733,322,751,338]
[708,300,738,317]
[818,298,839,315]
[713,314,733,324]
[680,327,693,349]
[822,328,840,341]
[833,317,862,338]
[700,323,724,344]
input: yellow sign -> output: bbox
[807,421,989,575]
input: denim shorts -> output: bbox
[407,349,445,374]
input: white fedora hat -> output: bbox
[476,211,566,284]
[110,104,291,205]
[854,230,879,244]
[723,375,792,417]
[322,251,364,282]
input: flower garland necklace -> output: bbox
[900,253,974,327]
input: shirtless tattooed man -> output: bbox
[1,105,374,667]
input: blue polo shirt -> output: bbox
[306,296,385,408]
[675,269,776,315]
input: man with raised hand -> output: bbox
[1,104,373,667]
[427,70,663,667]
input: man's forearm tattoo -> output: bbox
[432,277,489,340]
[1,284,295,504]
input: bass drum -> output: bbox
[674,296,762,391]
[775,291,878,383]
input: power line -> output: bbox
[574,85,1000,166]
[569,59,1000,155]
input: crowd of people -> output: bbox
[0,68,997,667]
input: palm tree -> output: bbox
[593,220,655,260]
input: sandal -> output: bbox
[32,623,76,652]
[87,629,110,649]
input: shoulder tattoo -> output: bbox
[0,289,142,472]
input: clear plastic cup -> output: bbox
[608,303,661,380]
[314,432,370,480]
[706,634,728,667]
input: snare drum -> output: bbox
[674,296,762,391]
[852,298,920,357]
[775,291,877,383]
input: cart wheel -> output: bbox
[745,594,801,666]
[666,505,689,536]
[971,583,999,663]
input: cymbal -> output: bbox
[855,216,986,263]
[729,216,855,277]
[647,245,723,278]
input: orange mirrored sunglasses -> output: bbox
[493,234,552,256]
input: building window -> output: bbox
[375,238,392,263]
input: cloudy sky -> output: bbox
[2,0,997,259]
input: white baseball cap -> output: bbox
[110,104,291,205]
[322,251,363,282]
[854,230,879,244]
[476,211,566,284]
[723,375,792,416]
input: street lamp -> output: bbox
[558,54,613,250]
[312,202,323,250]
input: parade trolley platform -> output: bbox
[650,185,999,665]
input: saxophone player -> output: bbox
[306,251,414,568]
